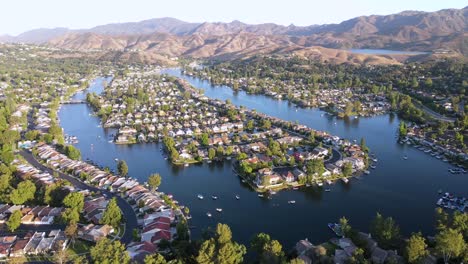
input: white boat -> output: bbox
[216,208,223,212]
[403,156,408,160]
[326,180,332,185]
[364,170,370,175]
[325,189,331,192]
[235,195,240,200]
[370,165,376,169]
[212,195,218,200]
[317,181,323,186]
[197,194,204,200]
[206,212,212,217]
[258,194,264,198]
[184,163,189,167]
[288,200,296,204]
[342,178,349,183]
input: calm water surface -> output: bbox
[58,73,467,249]
[349,49,429,55]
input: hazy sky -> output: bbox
[1,0,466,35]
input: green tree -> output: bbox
[208,148,216,160]
[435,228,466,264]
[405,232,428,264]
[340,217,352,237]
[452,211,468,238]
[370,213,400,248]
[262,120,272,130]
[342,162,353,177]
[64,145,81,160]
[117,160,128,177]
[246,120,255,131]
[148,173,162,191]
[144,253,167,264]
[200,133,209,146]
[100,197,122,229]
[399,122,407,137]
[9,180,36,205]
[63,192,84,212]
[90,238,130,264]
[196,223,246,264]
[6,210,22,232]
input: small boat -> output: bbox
[211,195,218,200]
[372,158,378,162]
[342,178,349,183]
[403,155,408,160]
[258,194,264,198]
[197,194,204,200]
[235,195,240,200]
[114,158,118,161]
[325,189,331,192]
[206,212,212,217]
[292,187,299,190]
[216,208,223,212]
[317,181,323,187]
[328,223,344,237]
[364,170,370,175]
[288,200,296,204]
[370,165,376,169]
[184,163,189,167]
[269,191,277,195]
[326,180,332,185]
[241,179,246,183]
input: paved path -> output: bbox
[20,150,138,245]
[414,101,456,122]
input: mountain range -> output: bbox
[1,6,466,64]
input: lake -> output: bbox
[349,49,429,55]
[58,72,467,249]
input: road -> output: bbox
[20,150,138,245]
[414,101,456,123]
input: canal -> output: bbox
[58,72,467,249]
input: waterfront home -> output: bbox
[78,224,114,242]
[127,241,158,261]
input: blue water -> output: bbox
[58,73,467,249]
[349,49,428,55]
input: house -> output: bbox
[282,171,295,183]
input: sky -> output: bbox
[1,0,466,35]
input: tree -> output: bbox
[370,213,400,248]
[196,223,246,264]
[63,192,84,212]
[405,232,428,264]
[144,253,167,264]
[100,197,122,229]
[359,138,368,153]
[246,120,255,131]
[250,233,284,263]
[65,222,78,247]
[117,160,128,177]
[9,180,36,205]
[340,217,352,237]
[53,241,69,264]
[399,122,407,137]
[90,238,130,264]
[452,211,468,238]
[435,207,449,231]
[435,228,466,264]
[6,210,22,232]
[262,120,271,130]
[148,173,162,191]
[208,148,216,160]
[64,145,81,160]
[200,133,209,146]
[342,162,353,177]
